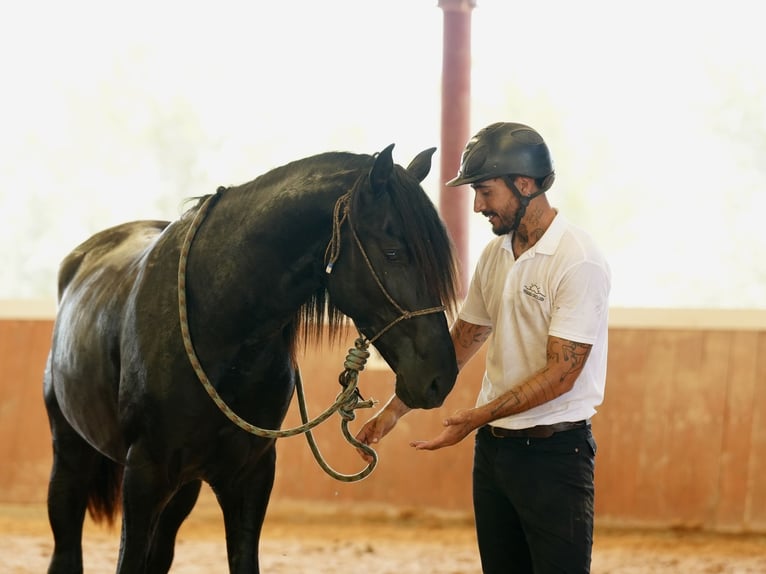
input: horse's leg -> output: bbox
[116,442,174,573]
[46,433,97,573]
[45,393,114,574]
[213,444,276,574]
[145,480,202,574]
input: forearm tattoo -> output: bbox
[492,387,525,417]
[490,337,592,418]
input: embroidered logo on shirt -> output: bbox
[523,283,546,302]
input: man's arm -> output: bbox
[451,318,492,371]
[483,335,592,421]
[354,318,491,460]
[411,335,592,450]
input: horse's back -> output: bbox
[57,220,170,298]
[47,220,170,459]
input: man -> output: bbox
[356,122,611,573]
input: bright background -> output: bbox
[1,0,764,308]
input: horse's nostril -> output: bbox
[427,377,447,407]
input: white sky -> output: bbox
[1,1,764,307]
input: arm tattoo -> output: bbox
[451,321,492,371]
[488,337,592,418]
[548,338,591,382]
[491,388,523,416]
[453,321,492,350]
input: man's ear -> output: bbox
[516,175,536,196]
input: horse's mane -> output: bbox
[182,153,459,363]
[292,154,460,358]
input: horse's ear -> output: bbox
[369,143,396,194]
[406,147,437,183]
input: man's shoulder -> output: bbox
[557,218,608,265]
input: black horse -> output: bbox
[43,144,459,573]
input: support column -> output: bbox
[438,0,476,298]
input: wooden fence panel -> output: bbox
[746,332,766,530]
[1,313,765,532]
[0,320,54,501]
[715,330,758,530]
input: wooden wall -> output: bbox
[594,324,766,532]
[1,305,765,533]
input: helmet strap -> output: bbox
[508,180,546,232]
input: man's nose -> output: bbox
[473,192,484,213]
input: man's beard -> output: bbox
[486,209,521,236]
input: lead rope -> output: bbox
[178,190,377,481]
[301,338,380,481]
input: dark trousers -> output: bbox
[473,425,597,574]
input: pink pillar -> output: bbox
[438,0,476,298]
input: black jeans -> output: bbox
[473,425,597,574]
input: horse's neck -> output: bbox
[182,187,337,340]
[215,185,337,255]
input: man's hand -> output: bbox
[409,408,480,451]
[355,394,411,463]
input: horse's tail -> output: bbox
[87,456,124,526]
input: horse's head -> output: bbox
[325,145,459,409]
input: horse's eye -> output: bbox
[383,249,399,261]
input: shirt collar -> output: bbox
[533,210,566,255]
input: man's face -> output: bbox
[471,177,522,236]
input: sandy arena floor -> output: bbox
[2,498,766,573]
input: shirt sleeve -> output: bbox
[458,255,493,327]
[549,260,610,344]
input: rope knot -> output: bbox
[339,393,359,422]
[342,340,370,373]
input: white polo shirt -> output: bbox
[459,212,611,429]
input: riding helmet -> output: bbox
[446,122,555,190]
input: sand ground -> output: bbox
[2,499,765,573]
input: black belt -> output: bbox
[488,420,590,439]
